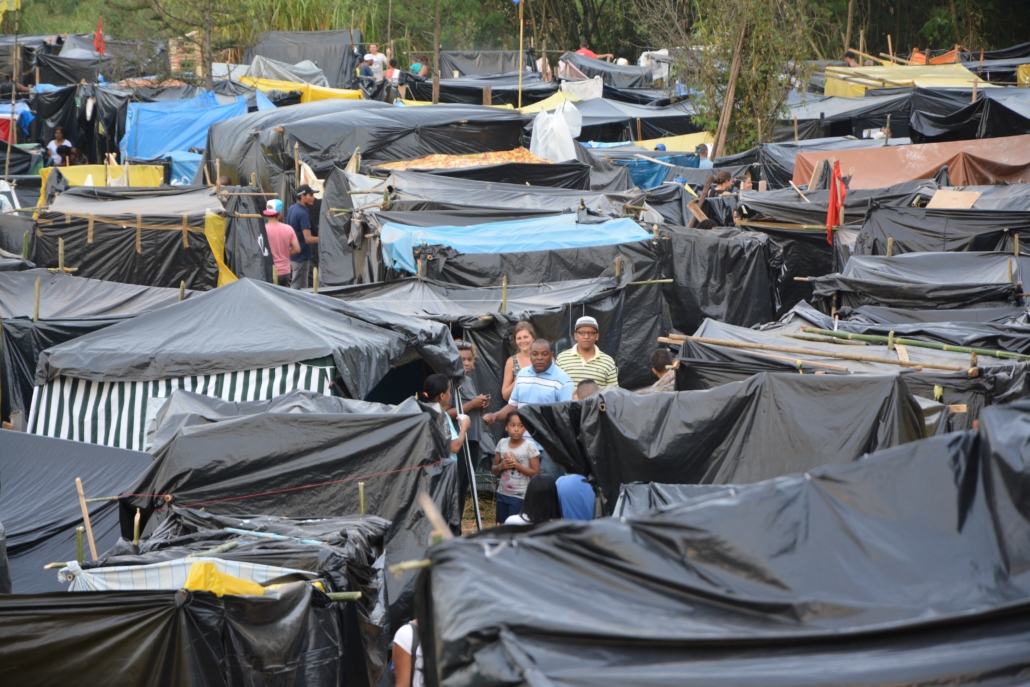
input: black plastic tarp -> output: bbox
[839,301,1028,325]
[0,430,151,593]
[125,388,459,628]
[196,99,390,188]
[222,185,274,281]
[738,179,935,226]
[517,373,924,509]
[910,95,1030,143]
[418,399,1030,686]
[572,98,701,142]
[0,584,345,685]
[559,51,652,88]
[611,482,732,517]
[32,186,223,290]
[811,252,1024,311]
[439,51,536,77]
[245,30,363,89]
[401,71,558,106]
[29,85,77,150]
[660,225,777,333]
[0,251,33,272]
[35,278,462,397]
[35,52,104,85]
[378,160,591,190]
[778,92,913,140]
[854,205,1030,256]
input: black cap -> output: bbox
[297,184,315,196]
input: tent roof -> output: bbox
[0,270,192,319]
[35,278,463,395]
[46,186,223,219]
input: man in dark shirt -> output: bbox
[287,184,318,290]
[359,55,375,78]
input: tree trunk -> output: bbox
[844,0,855,54]
[949,0,960,46]
[433,0,440,76]
[203,0,213,89]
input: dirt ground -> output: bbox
[461,493,497,534]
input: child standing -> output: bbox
[491,411,540,524]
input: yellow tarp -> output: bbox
[184,562,265,597]
[395,99,515,110]
[1018,65,1030,88]
[204,212,238,287]
[636,131,714,152]
[519,91,581,114]
[38,165,165,207]
[239,76,363,103]
[824,63,989,97]
[375,148,546,171]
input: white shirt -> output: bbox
[369,53,388,80]
[393,623,424,687]
[504,513,532,526]
[47,139,71,166]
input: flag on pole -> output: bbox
[94,18,105,56]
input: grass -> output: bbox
[461,490,496,534]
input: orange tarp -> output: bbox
[929,47,963,65]
[793,135,1030,189]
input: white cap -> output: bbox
[364,54,374,62]
[575,316,599,331]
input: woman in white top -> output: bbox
[504,474,563,526]
[393,620,424,687]
[46,126,71,166]
[501,321,537,401]
[420,374,470,460]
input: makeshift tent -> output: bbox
[793,134,1030,188]
[0,270,192,422]
[401,71,558,106]
[811,252,1025,311]
[737,180,936,226]
[237,76,363,103]
[569,98,701,142]
[0,34,53,84]
[558,52,653,88]
[27,279,462,449]
[0,248,32,272]
[854,205,1030,255]
[38,165,166,206]
[371,149,591,190]
[31,186,230,290]
[125,388,460,629]
[119,91,248,159]
[518,373,925,507]
[0,584,346,684]
[196,99,390,187]
[910,92,1030,142]
[418,400,1030,687]
[244,54,329,86]
[823,63,986,96]
[244,30,363,89]
[439,50,536,77]
[612,482,730,517]
[778,92,913,140]
[0,430,151,593]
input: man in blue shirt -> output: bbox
[556,474,595,520]
[287,184,318,290]
[485,339,574,478]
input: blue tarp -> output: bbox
[613,154,698,188]
[120,91,248,159]
[254,90,276,111]
[381,214,651,274]
[167,150,203,185]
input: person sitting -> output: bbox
[615,46,630,66]
[574,379,600,400]
[504,474,562,526]
[47,126,71,166]
[555,473,595,520]
[56,144,73,166]
[68,146,88,165]
[384,58,402,84]
[501,321,537,402]
[638,348,676,393]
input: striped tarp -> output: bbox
[60,557,314,592]
[28,359,334,451]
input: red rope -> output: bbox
[150,458,450,510]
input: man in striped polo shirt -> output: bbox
[556,316,619,388]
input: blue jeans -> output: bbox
[496,492,523,524]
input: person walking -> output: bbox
[263,199,300,287]
[287,184,318,290]
[556,316,619,388]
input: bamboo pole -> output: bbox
[179,280,186,301]
[57,237,64,272]
[21,229,28,258]
[326,591,363,602]
[132,508,141,545]
[501,275,508,312]
[517,0,524,110]
[660,335,971,372]
[387,558,431,576]
[75,478,98,560]
[192,541,239,558]
[802,327,1030,360]
[359,482,365,515]
[626,278,673,286]
[312,266,318,294]
[76,526,84,564]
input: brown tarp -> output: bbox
[793,135,1030,189]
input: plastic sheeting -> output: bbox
[612,482,731,517]
[910,93,1030,142]
[811,252,1024,311]
[0,583,345,685]
[35,278,462,397]
[854,205,1030,256]
[572,98,701,142]
[126,389,460,628]
[738,179,936,226]
[244,29,363,89]
[558,51,652,88]
[419,399,1030,686]
[381,214,650,274]
[439,50,536,77]
[402,71,558,107]
[0,430,151,593]
[245,54,329,86]
[120,91,248,159]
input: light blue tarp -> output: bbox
[168,150,203,185]
[381,214,651,274]
[254,90,276,111]
[613,154,698,188]
[120,91,248,159]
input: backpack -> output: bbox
[378,622,420,687]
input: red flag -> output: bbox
[94,18,105,56]
[825,160,847,244]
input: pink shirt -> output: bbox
[265,221,295,276]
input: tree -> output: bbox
[636,0,814,154]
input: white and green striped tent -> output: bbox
[28,358,335,452]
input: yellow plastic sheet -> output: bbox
[395,99,515,110]
[38,165,165,207]
[238,76,363,103]
[519,91,581,114]
[1018,65,1030,88]
[824,64,988,97]
[636,131,714,152]
[204,212,238,287]
[184,561,265,597]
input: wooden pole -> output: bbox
[483,85,492,106]
[432,75,440,104]
[293,142,299,184]
[33,274,40,321]
[887,35,894,62]
[75,478,98,560]
[417,492,454,540]
[76,526,84,564]
[711,23,747,160]
[517,0,524,110]
[312,266,319,294]
[802,327,1030,360]
[179,280,186,301]
[886,236,894,256]
[57,237,64,272]
[433,0,440,78]
[636,118,642,141]
[359,482,365,515]
[133,508,141,545]
[844,0,855,55]
[501,275,508,312]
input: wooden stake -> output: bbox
[844,0,855,54]
[432,75,440,104]
[517,0,524,109]
[971,77,978,103]
[293,142,299,183]
[215,159,220,191]
[501,275,508,312]
[417,492,454,540]
[312,266,318,294]
[887,35,894,61]
[789,181,811,202]
[250,172,257,187]
[75,478,98,560]
[57,237,64,272]
[886,236,894,257]
[1015,234,1020,256]
[636,118,642,141]
[483,85,492,106]
[711,23,747,160]
[133,508,141,545]
[179,280,186,301]
[76,526,84,564]
[32,275,40,322]
[359,482,365,515]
